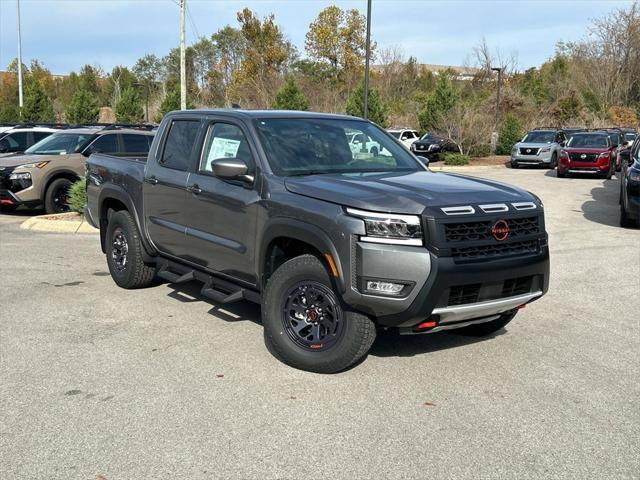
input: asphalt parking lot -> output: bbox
[1,167,638,480]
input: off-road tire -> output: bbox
[44,178,73,214]
[105,210,156,289]
[454,310,518,336]
[262,254,376,373]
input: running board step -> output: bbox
[201,285,245,304]
[157,269,194,284]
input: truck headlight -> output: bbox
[346,208,423,246]
[9,172,31,181]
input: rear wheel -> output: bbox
[44,178,73,214]
[262,254,376,373]
[454,310,517,336]
[105,210,156,289]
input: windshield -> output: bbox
[609,133,621,144]
[566,134,609,148]
[624,133,636,142]
[522,131,555,143]
[255,118,422,176]
[24,132,95,155]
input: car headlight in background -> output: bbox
[9,172,31,181]
[539,147,551,153]
[511,146,518,154]
[346,208,423,246]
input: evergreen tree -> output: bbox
[154,84,193,122]
[65,87,99,124]
[345,80,388,127]
[272,77,309,110]
[22,81,54,122]
[115,87,144,123]
[417,74,458,131]
[496,113,523,155]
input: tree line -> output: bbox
[0,3,638,156]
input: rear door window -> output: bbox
[89,134,119,154]
[122,134,152,155]
[161,120,201,171]
[7,132,29,150]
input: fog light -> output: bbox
[366,280,405,295]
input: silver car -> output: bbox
[510,129,566,169]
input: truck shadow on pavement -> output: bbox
[544,170,621,227]
[164,280,505,359]
[369,328,506,358]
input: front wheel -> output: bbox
[548,153,557,169]
[556,169,566,178]
[44,178,73,214]
[262,254,376,373]
[454,310,517,336]
[105,210,156,289]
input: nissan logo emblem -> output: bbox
[526,148,531,153]
[580,154,587,159]
[491,220,510,241]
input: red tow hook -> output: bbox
[414,316,440,332]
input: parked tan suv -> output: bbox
[0,126,154,213]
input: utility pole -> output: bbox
[363,0,372,120]
[491,67,502,127]
[16,0,24,116]
[179,0,186,110]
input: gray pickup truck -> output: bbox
[86,109,550,373]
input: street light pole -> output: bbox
[491,67,502,127]
[16,0,24,116]
[363,0,372,120]
[179,0,186,110]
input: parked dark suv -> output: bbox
[85,110,550,373]
[619,137,640,228]
[410,132,458,160]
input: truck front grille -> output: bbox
[452,239,539,260]
[444,216,539,243]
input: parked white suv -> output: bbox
[387,128,419,149]
[0,126,61,158]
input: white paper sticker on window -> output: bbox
[205,137,241,171]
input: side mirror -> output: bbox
[619,149,631,164]
[416,155,430,167]
[212,157,253,182]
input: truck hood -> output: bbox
[284,171,532,214]
[0,153,68,168]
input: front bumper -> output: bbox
[0,189,21,206]
[559,156,610,174]
[511,151,553,165]
[341,238,550,330]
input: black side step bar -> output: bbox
[155,258,260,305]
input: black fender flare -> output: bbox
[97,184,156,260]
[259,217,346,292]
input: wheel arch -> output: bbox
[97,184,156,260]
[259,218,346,293]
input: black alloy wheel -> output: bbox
[111,227,129,272]
[282,281,344,351]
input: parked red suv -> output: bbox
[557,132,615,179]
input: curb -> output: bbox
[20,213,98,234]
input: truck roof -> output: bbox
[169,109,361,122]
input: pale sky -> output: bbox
[0,0,633,75]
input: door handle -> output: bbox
[187,184,202,195]
[145,176,158,185]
